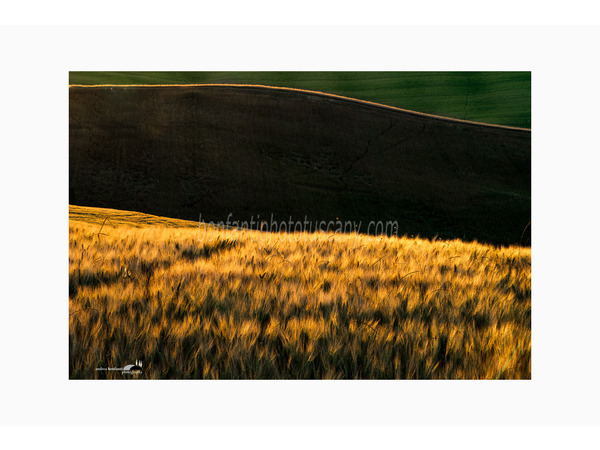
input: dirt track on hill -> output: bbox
[69,84,530,245]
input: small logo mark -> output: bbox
[123,359,143,374]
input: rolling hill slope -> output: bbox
[69,205,531,379]
[69,71,531,128]
[69,84,530,246]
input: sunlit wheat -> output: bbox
[69,206,531,379]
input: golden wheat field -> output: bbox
[69,205,531,379]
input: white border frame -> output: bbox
[1,25,599,430]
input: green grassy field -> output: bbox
[69,72,531,128]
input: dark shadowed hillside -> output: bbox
[69,85,530,245]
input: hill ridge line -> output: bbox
[68,83,531,132]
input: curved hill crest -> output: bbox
[69,84,530,245]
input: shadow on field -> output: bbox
[70,85,530,246]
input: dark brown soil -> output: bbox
[69,85,530,246]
